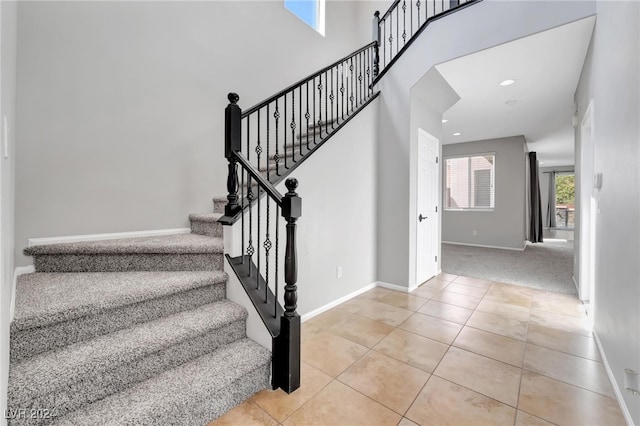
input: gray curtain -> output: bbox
[529,152,543,243]
[547,171,556,228]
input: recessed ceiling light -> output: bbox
[442,119,448,123]
[453,132,462,136]
[500,79,516,86]
[505,100,517,106]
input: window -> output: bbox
[444,154,495,210]
[285,0,325,36]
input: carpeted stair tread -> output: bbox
[9,301,248,411]
[52,338,271,426]
[12,271,228,332]
[23,233,223,256]
[188,213,223,223]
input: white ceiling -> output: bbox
[436,16,596,167]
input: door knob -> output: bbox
[419,214,428,222]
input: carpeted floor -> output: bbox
[441,240,576,294]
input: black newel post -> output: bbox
[373,11,380,77]
[273,178,302,393]
[224,93,242,218]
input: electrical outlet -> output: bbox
[473,230,477,236]
[336,266,342,279]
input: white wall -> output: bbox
[574,1,640,422]
[0,1,17,423]
[279,100,379,315]
[15,0,370,267]
[442,136,526,250]
[374,0,597,287]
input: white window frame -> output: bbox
[444,152,496,212]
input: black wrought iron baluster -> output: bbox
[396,8,399,54]
[382,18,386,67]
[373,11,380,77]
[329,68,334,128]
[275,205,280,318]
[284,94,288,169]
[317,75,322,139]
[247,176,254,277]
[349,58,354,112]
[247,116,250,165]
[312,77,317,145]
[266,104,270,181]
[257,185,261,288]
[402,0,407,45]
[324,71,328,135]
[256,110,262,173]
[366,48,371,95]
[305,82,310,150]
[274,100,281,176]
[410,0,413,38]
[264,198,271,303]
[241,168,245,263]
[340,62,345,120]
[388,18,393,67]
[357,52,363,105]
[298,85,303,158]
[417,0,421,26]
[290,90,296,163]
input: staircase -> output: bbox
[8,201,271,425]
[8,1,482,423]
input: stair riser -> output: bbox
[10,283,226,361]
[213,198,227,214]
[9,321,247,424]
[32,253,223,273]
[179,365,271,426]
[190,221,223,238]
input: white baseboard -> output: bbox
[301,282,377,322]
[12,265,35,322]
[376,280,418,293]
[28,228,191,247]
[442,241,526,251]
[572,275,580,295]
[593,331,634,426]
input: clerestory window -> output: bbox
[285,0,325,36]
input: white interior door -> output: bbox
[416,129,439,285]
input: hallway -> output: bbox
[210,273,625,425]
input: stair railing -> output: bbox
[219,0,482,395]
[222,92,302,393]
[229,43,378,192]
[372,0,481,84]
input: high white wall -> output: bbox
[574,1,640,422]
[281,100,379,315]
[0,1,17,424]
[442,136,526,250]
[374,0,597,287]
[14,0,370,267]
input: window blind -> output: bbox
[445,154,495,210]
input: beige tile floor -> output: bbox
[209,273,626,426]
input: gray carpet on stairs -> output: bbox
[51,338,271,426]
[11,272,228,361]
[11,226,272,425]
[441,240,576,294]
[9,301,248,420]
[24,234,225,273]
